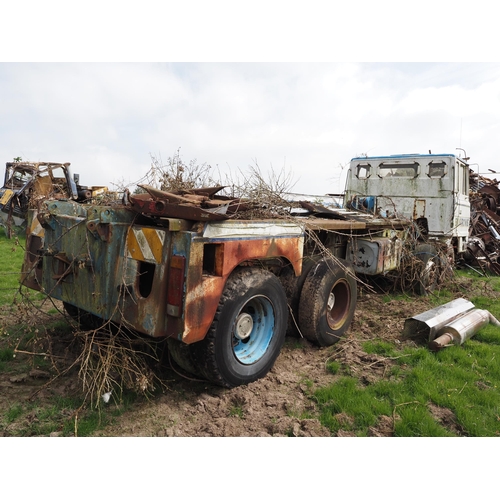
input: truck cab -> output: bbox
[344,153,470,254]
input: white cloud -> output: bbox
[1,62,500,193]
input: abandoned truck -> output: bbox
[345,153,470,255]
[0,161,108,238]
[344,153,470,292]
[19,153,468,387]
[0,162,79,238]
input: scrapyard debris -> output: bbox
[126,184,255,221]
[15,152,500,400]
[125,184,394,224]
[467,170,500,275]
[0,161,108,238]
[402,298,500,351]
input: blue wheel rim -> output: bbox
[232,295,275,365]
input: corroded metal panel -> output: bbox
[179,233,305,344]
[346,237,402,275]
[202,220,304,239]
[20,211,46,290]
[28,203,307,343]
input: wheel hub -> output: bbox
[326,280,350,330]
[328,292,335,312]
[235,312,253,340]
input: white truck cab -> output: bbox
[344,153,470,254]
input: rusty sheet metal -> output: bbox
[127,184,252,221]
[19,211,46,290]
[1,160,104,238]
[127,192,229,221]
[346,237,403,275]
[469,170,500,274]
[29,201,159,333]
[179,232,305,344]
[28,201,306,344]
[202,219,304,239]
[122,221,305,342]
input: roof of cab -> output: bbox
[350,153,458,161]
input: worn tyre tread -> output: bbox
[280,255,323,337]
[298,258,357,347]
[166,338,201,377]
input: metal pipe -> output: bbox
[403,298,475,342]
[428,309,500,351]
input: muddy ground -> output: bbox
[0,275,490,437]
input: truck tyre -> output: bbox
[413,244,440,296]
[280,255,322,337]
[191,267,288,388]
[166,338,201,377]
[298,258,357,347]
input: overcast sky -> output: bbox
[2,1,499,196]
[2,62,500,195]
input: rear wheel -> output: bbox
[280,255,322,336]
[298,258,357,347]
[191,267,288,388]
[166,338,201,376]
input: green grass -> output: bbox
[0,232,26,306]
[6,404,23,423]
[0,391,141,437]
[313,273,500,436]
[0,347,14,362]
[0,231,45,311]
[229,403,245,419]
[326,360,341,375]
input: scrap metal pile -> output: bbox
[468,170,500,274]
[126,184,388,224]
[127,184,255,221]
[0,161,108,238]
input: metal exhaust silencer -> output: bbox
[402,298,475,342]
[428,309,500,351]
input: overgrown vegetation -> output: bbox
[312,270,500,436]
[0,232,25,307]
[139,150,297,201]
[0,231,143,436]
